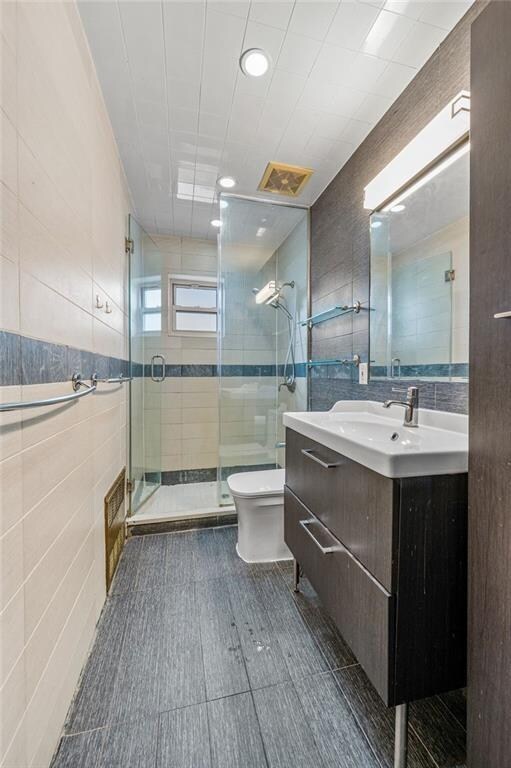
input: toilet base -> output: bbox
[236,541,293,564]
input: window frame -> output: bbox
[168,275,218,338]
[140,282,162,334]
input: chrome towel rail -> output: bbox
[0,373,96,413]
[93,374,132,384]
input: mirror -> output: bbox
[370,144,469,381]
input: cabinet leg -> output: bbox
[394,703,409,768]
[293,559,300,592]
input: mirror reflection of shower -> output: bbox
[253,281,297,393]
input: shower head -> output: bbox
[253,280,295,305]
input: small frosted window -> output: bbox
[143,312,161,332]
[174,285,217,309]
[175,311,217,333]
[143,287,161,309]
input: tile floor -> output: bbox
[130,482,234,524]
[52,526,467,768]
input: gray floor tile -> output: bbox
[159,582,206,711]
[196,578,250,700]
[65,594,131,733]
[410,696,466,767]
[194,529,223,581]
[255,571,329,682]
[108,589,162,723]
[334,666,437,768]
[253,681,323,768]
[158,704,211,768]
[51,729,104,768]
[97,717,158,768]
[135,534,168,592]
[165,530,198,585]
[438,689,467,731]
[279,571,356,671]
[226,574,291,690]
[57,530,468,768]
[295,672,380,767]
[110,537,143,595]
[208,692,268,768]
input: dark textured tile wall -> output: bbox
[0,331,129,387]
[0,332,308,388]
[308,3,487,416]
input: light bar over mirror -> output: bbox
[364,91,470,212]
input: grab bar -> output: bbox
[0,373,96,413]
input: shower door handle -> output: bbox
[151,354,166,382]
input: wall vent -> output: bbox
[258,161,314,197]
[104,468,126,591]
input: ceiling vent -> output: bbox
[258,162,313,197]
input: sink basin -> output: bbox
[283,401,468,478]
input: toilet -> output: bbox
[227,468,292,563]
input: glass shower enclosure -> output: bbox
[217,197,309,504]
[128,215,164,514]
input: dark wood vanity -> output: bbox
[285,427,468,708]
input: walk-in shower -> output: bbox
[127,198,309,525]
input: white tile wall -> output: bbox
[0,2,130,766]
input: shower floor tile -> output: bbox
[129,482,234,525]
[53,527,467,768]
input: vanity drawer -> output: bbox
[284,486,394,703]
[285,427,396,590]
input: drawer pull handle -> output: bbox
[299,519,337,554]
[301,448,341,469]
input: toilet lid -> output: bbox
[227,468,285,498]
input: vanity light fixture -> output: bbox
[364,90,470,211]
[381,142,470,212]
[218,175,236,189]
[210,219,222,228]
[240,48,270,78]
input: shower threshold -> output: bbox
[128,482,235,526]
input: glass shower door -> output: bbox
[128,215,163,513]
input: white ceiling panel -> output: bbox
[276,32,321,77]
[288,1,338,40]
[326,1,380,49]
[249,1,295,30]
[78,0,475,239]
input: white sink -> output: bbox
[283,401,468,479]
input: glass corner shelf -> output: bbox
[301,300,365,328]
[307,354,361,368]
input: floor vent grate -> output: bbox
[105,468,126,591]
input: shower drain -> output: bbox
[390,432,400,441]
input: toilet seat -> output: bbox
[227,468,285,498]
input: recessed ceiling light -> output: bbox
[217,175,236,189]
[390,204,406,213]
[210,219,222,228]
[370,221,383,229]
[240,48,270,78]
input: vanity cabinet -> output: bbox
[285,427,468,707]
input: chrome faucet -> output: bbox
[383,386,419,427]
